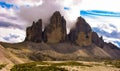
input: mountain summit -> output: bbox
[43,11,67,43]
[68,17,92,46]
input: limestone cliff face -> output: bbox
[68,17,92,46]
[43,11,67,43]
[25,19,42,42]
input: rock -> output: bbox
[43,11,67,43]
[92,32,104,48]
[25,19,42,42]
[103,42,120,59]
[106,42,119,49]
[24,11,119,51]
[68,17,92,46]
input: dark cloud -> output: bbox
[17,0,63,26]
[0,13,18,20]
[17,0,82,28]
[0,21,23,29]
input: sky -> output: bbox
[0,0,120,47]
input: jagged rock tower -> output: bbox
[43,11,67,43]
[25,19,42,42]
[68,17,92,46]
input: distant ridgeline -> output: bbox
[25,11,118,49]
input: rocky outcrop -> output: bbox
[105,42,119,49]
[92,32,104,48]
[43,11,67,43]
[24,11,119,51]
[25,19,42,42]
[68,17,92,46]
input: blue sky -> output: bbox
[0,1,19,9]
[80,10,120,17]
[0,1,13,9]
[0,0,120,47]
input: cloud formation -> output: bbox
[0,27,25,43]
[0,0,82,43]
[16,0,82,28]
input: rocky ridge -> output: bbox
[1,11,120,71]
[25,11,118,49]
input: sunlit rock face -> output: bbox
[43,11,67,43]
[25,19,42,42]
[68,17,92,46]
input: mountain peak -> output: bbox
[25,11,119,49]
[52,11,61,17]
[25,19,42,42]
[43,11,67,43]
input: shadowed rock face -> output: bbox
[68,17,92,46]
[43,11,67,43]
[92,32,104,48]
[25,19,42,42]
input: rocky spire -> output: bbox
[43,11,67,43]
[68,17,92,46]
[25,19,42,42]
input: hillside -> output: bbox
[0,43,33,71]
[0,11,120,71]
[0,41,120,61]
[0,11,120,61]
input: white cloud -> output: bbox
[0,27,25,43]
[103,36,120,47]
[83,16,120,33]
[1,0,120,45]
[0,0,43,7]
[80,0,120,12]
